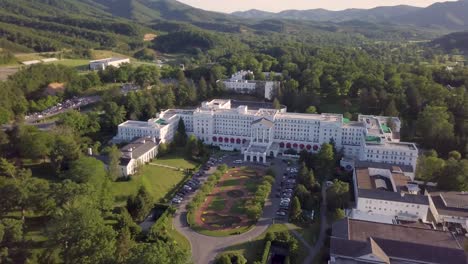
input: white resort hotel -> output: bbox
[114,99,418,170]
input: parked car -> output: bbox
[276,211,287,216]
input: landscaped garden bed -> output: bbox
[187,166,275,236]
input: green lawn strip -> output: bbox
[221,178,241,187]
[156,153,197,169]
[160,215,191,252]
[111,164,186,205]
[208,195,226,211]
[49,59,89,68]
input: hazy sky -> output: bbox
[177,0,453,13]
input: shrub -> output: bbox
[261,241,271,264]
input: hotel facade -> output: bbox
[114,99,418,170]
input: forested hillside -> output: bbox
[432,31,468,53]
[0,0,146,52]
[0,0,448,56]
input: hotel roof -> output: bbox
[355,167,427,205]
[430,191,468,218]
[330,236,467,264]
[332,218,462,249]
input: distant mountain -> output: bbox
[232,5,421,22]
[233,1,468,31]
[92,0,235,23]
[394,0,468,30]
[431,31,468,53]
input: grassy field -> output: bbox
[112,164,192,205]
[155,153,198,169]
[49,59,89,69]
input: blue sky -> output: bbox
[178,0,455,13]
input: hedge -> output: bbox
[260,240,272,264]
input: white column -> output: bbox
[263,153,267,163]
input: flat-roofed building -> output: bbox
[113,99,418,168]
[429,191,468,229]
[89,57,130,71]
[352,164,430,223]
[220,70,280,100]
[330,218,467,264]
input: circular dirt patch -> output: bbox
[227,190,244,198]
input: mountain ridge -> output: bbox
[232,1,468,30]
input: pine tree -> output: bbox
[290,196,302,220]
[198,77,208,101]
[384,99,399,117]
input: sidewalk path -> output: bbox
[149,163,180,170]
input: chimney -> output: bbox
[152,137,157,143]
[88,148,93,156]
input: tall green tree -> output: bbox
[174,119,187,147]
[290,196,302,220]
[384,99,399,117]
[126,186,154,222]
[49,205,116,264]
[416,106,454,148]
[438,158,468,191]
[316,143,335,180]
[416,154,445,183]
[326,179,349,210]
[107,145,122,181]
[102,102,126,131]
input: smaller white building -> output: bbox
[89,57,130,71]
[220,70,279,100]
[119,137,158,177]
[352,164,430,223]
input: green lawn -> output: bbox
[111,164,188,205]
[221,178,241,187]
[49,59,89,70]
[155,153,198,169]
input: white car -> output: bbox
[276,211,287,216]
